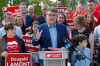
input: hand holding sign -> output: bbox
[6,53,32,66]
[1,51,8,57]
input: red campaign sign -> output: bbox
[6,53,32,66]
[45,52,62,59]
[23,35,39,52]
[3,5,20,16]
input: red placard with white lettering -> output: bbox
[45,52,63,59]
[6,53,32,66]
[23,35,39,52]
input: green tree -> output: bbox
[28,0,50,15]
[13,0,21,5]
[0,0,7,20]
[28,0,42,15]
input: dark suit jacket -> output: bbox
[33,23,68,49]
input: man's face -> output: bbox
[88,3,95,13]
[46,11,57,25]
[28,8,34,14]
[5,13,13,22]
[6,13,12,19]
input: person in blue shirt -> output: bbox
[71,34,92,66]
[33,9,69,50]
[94,25,100,66]
[26,5,37,27]
[0,24,22,38]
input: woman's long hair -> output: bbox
[71,34,90,48]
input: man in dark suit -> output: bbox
[33,9,68,50]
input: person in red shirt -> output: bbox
[87,2,100,26]
[23,26,39,52]
[3,23,26,53]
[1,23,26,66]
[65,10,75,29]
[93,3,100,26]
[23,21,39,66]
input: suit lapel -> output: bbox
[45,23,60,48]
[45,24,52,47]
[56,24,60,47]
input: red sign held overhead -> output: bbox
[56,5,67,13]
[3,5,20,16]
[6,53,32,66]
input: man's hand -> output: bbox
[1,51,8,57]
[36,30,42,40]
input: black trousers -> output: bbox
[1,57,5,66]
[97,47,100,63]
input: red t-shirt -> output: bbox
[93,4,100,26]
[66,11,78,29]
[6,37,20,53]
[23,33,39,52]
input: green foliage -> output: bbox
[0,0,7,20]
[34,4,42,15]
[33,0,42,15]
[0,0,7,8]
[13,0,21,5]
[28,0,42,15]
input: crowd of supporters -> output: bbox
[0,1,100,66]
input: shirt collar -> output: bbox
[48,23,56,28]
